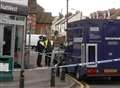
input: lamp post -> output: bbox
[27,16,32,68]
[19,14,28,88]
[64,0,69,41]
[66,0,69,30]
[19,17,26,88]
[61,0,69,81]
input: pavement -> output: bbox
[0,68,77,88]
[0,50,81,88]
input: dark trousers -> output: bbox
[37,53,42,67]
[45,54,51,66]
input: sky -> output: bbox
[37,0,120,16]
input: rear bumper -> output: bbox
[87,73,120,77]
[86,68,120,77]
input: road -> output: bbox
[82,78,120,88]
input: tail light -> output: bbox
[87,68,97,74]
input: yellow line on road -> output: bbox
[66,74,84,88]
[81,81,90,88]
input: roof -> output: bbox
[54,12,84,25]
[28,0,37,14]
[37,11,53,24]
[28,0,53,24]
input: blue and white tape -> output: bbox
[22,58,120,71]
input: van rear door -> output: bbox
[86,44,97,67]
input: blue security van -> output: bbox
[66,19,120,79]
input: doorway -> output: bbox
[86,44,98,67]
[3,25,13,55]
[0,24,15,56]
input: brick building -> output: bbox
[28,0,37,33]
[28,0,53,37]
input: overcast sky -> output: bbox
[37,0,120,16]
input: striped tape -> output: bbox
[5,50,120,71]
[31,51,80,59]
[12,58,120,72]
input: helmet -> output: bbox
[39,35,43,40]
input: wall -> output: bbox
[28,14,37,33]
[36,23,51,37]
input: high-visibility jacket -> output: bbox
[44,39,48,48]
[39,41,44,46]
[44,39,52,52]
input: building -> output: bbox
[52,11,86,46]
[0,1,28,69]
[28,0,53,37]
[36,9,53,37]
[90,8,120,19]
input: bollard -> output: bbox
[19,70,24,88]
[60,67,66,81]
[60,60,66,81]
[50,68,55,87]
[56,65,60,77]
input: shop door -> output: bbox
[0,24,15,56]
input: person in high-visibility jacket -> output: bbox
[43,36,53,66]
[36,36,45,67]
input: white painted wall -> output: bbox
[52,17,66,37]
[68,12,83,23]
[52,12,86,37]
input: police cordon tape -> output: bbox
[27,51,120,70]
[13,51,120,72]
[21,58,120,72]
[32,51,81,59]
[13,51,67,72]
[59,58,120,68]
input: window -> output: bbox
[86,44,97,67]
[88,46,95,62]
[73,28,82,37]
[16,16,25,21]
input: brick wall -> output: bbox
[28,14,37,33]
[36,23,51,36]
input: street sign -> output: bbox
[0,63,9,72]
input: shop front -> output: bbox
[0,1,27,80]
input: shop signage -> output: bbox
[2,0,28,6]
[0,2,18,12]
[0,1,27,16]
[0,63,9,72]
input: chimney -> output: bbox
[92,12,96,19]
[80,11,82,19]
[96,12,99,19]
[107,10,111,19]
[103,12,106,19]
[28,0,37,14]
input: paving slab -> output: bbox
[0,67,80,88]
